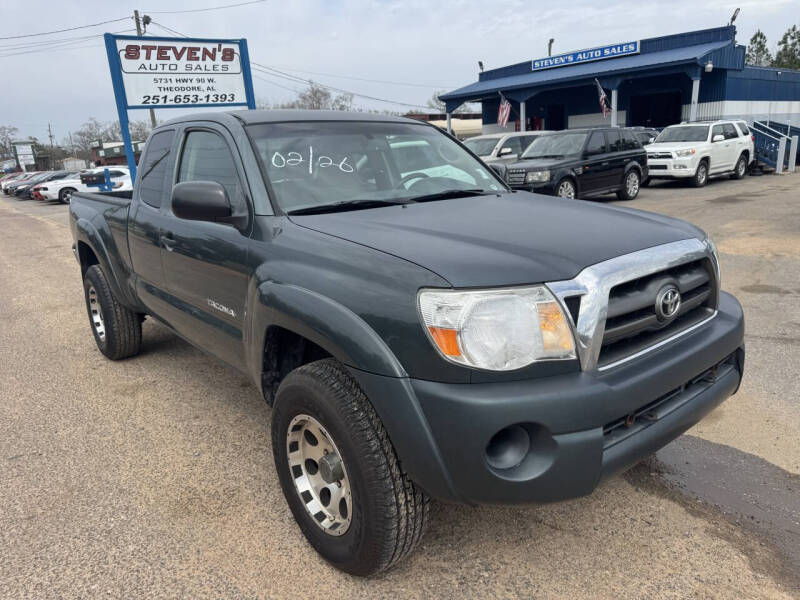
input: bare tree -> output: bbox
[0,125,20,158]
[275,81,355,111]
[426,91,476,114]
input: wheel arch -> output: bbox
[73,219,132,306]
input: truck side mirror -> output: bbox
[498,147,514,157]
[712,134,725,142]
[171,180,232,222]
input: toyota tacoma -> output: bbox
[69,110,745,576]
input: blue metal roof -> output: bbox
[441,40,731,108]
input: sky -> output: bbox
[0,0,797,144]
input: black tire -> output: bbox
[731,153,748,180]
[59,187,76,204]
[82,265,142,360]
[616,169,641,201]
[272,358,429,576]
[691,160,708,187]
[554,178,576,199]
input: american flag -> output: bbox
[594,79,610,119]
[497,94,512,128]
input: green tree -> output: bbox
[745,30,773,66]
[773,25,800,70]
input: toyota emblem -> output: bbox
[655,285,681,321]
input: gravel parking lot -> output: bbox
[1,172,799,599]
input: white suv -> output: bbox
[645,120,754,187]
[463,131,553,165]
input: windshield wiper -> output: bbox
[525,154,564,159]
[287,198,413,215]
[406,188,492,203]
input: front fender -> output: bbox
[250,281,407,379]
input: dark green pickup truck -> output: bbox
[70,110,744,576]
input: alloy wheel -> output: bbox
[557,181,575,198]
[286,414,353,536]
[626,172,639,198]
[87,284,106,341]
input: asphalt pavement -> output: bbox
[1,171,798,599]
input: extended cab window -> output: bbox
[178,131,244,209]
[247,121,501,214]
[138,130,175,208]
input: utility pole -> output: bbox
[134,9,158,130]
[47,123,55,169]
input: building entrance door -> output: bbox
[629,92,682,127]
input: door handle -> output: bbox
[161,232,177,251]
[601,162,609,166]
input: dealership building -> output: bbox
[440,26,800,133]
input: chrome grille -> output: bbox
[506,169,526,186]
[597,259,717,368]
[648,152,672,160]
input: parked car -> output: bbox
[7,171,50,198]
[30,171,80,200]
[39,167,132,203]
[70,110,744,576]
[505,127,647,199]
[2,171,40,194]
[463,131,552,164]
[0,172,27,189]
[645,120,754,187]
[629,127,660,146]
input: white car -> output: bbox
[463,131,553,164]
[39,166,133,203]
[645,120,754,187]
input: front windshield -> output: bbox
[463,137,500,156]
[655,126,709,143]
[522,132,588,159]
[247,121,505,213]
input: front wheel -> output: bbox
[731,154,748,180]
[616,170,641,201]
[83,265,142,360]
[272,359,429,576]
[691,161,708,187]
[555,178,576,198]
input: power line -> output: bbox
[144,0,267,14]
[263,65,454,89]
[149,21,433,110]
[0,16,130,41]
[0,28,134,52]
[0,29,135,58]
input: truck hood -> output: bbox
[507,157,574,170]
[289,191,704,287]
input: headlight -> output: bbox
[418,286,575,371]
[675,148,696,157]
[525,170,550,183]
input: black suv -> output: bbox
[505,127,647,200]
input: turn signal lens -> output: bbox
[537,301,574,352]
[428,327,461,356]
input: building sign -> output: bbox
[115,38,249,108]
[103,33,256,179]
[532,41,640,71]
[13,143,35,167]
[2,159,17,172]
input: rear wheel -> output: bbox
[59,187,76,204]
[691,161,708,187]
[616,170,641,201]
[272,359,429,576]
[731,154,748,180]
[555,178,576,199]
[83,265,142,360]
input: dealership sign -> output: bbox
[532,41,640,71]
[103,33,256,178]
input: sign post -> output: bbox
[103,33,256,181]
